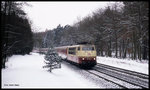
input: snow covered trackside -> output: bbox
[2,53,149,88]
[97,56,149,75]
[2,53,98,88]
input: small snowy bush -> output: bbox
[43,48,62,72]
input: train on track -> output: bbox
[55,44,97,67]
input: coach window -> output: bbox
[78,47,80,51]
[82,47,95,51]
[69,47,76,55]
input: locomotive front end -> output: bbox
[77,45,97,67]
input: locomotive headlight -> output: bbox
[82,58,85,60]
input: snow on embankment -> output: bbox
[2,53,98,88]
[97,56,149,75]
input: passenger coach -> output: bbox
[55,44,97,67]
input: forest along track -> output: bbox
[88,63,149,89]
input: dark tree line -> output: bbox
[1,1,33,68]
[34,1,149,60]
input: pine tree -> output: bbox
[43,48,62,72]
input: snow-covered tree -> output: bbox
[43,48,62,72]
[123,1,149,60]
[1,1,33,68]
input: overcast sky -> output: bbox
[23,1,115,32]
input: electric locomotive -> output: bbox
[55,44,97,67]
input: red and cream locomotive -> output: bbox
[55,44,97,67]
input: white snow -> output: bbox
[1,53,98,88]
[1,52,149,88]
[97,56,149,75]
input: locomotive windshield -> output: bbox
[82,46,94,51]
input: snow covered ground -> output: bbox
[1,53,98,88]
[97,57,149,75]
[1,52,149,88]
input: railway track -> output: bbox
[85,70,128,88]
[62,61,149,88]
[84,63,149,89]
[97,63,149,79]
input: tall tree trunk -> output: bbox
[119,42,122,58]
[115,31,118,58]
[142,38,148,60]
[133,32,137,60]
[108,37,112,57]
